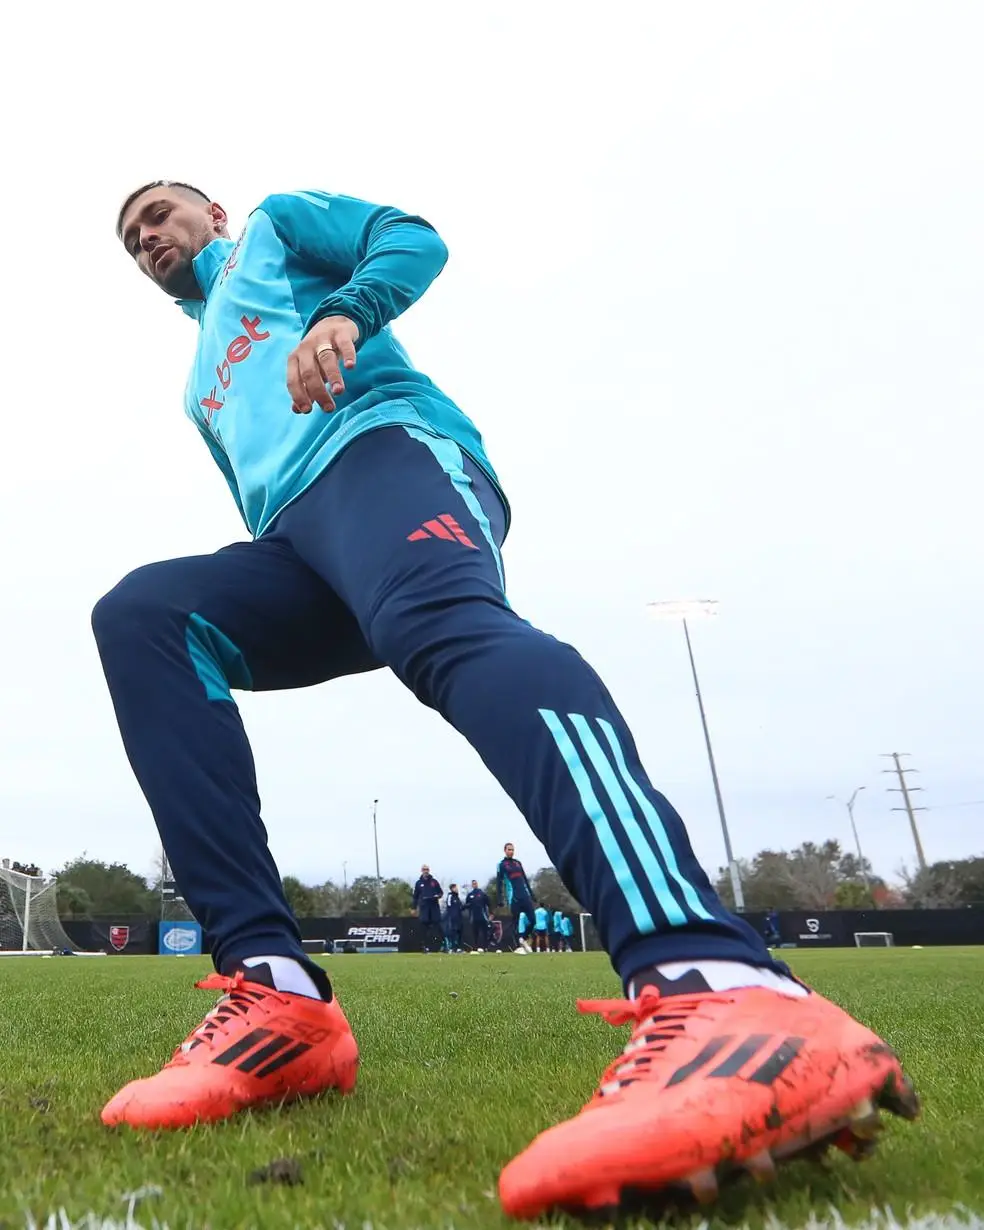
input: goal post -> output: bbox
[0,866,104,955]
[854,931,894,948]
[578,913,602,953]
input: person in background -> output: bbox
[443,884,464,952]
[560,914,575,952]
[515,909,532,954]
[763,907,781,948]
[532,903,551,953]
[551,907,564,952]
[496,842,536,941]
[413,864,443,952]
[465,878,491,950]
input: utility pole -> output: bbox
[372,799,383,916]
[882,753,928,871]
[342,861,348,893]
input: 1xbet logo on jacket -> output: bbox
[200,314,271,424]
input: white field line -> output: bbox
[21,1204,984,1230]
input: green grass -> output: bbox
[0,947,981,1229]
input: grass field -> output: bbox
[0,947,981,1230]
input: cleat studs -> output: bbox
[744,1149,777,1184]
[878,1071,921,1121]
[833,1127,879,1161]
[848,1098,883,1139]
[685,1167,719,1204]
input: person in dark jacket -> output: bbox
[412,864,443,951]
[465,879,491,949]
[443,884,464,951]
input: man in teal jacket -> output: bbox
[92,181,916,1217]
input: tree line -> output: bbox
[714,840,984,911]
[27,857,582,920]
[11,844,982,920]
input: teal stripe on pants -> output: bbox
[539,709,655,934]
[569,715,686,927]
[597,718,714,922]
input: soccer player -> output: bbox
[412,865,443,951]
[443,884,464,952]
[550,907,564,952]
[96,181,917,1216]
[763,906,781,948]
[496,842,537,942]
[464,879,491,950]
[532,904,550,953]
[559,913,574,952]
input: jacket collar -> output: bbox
[177,237,235,321]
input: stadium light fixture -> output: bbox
[825,787,873,898]
[645,599,744,911]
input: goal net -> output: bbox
[0,867,85,954]
[854,931,894,948]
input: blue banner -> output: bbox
[158,921,203,956]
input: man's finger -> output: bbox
[335,333,357,372]
[316,344,345,399]
[299,347,334,411]
[287,354,309,413]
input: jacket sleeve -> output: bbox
[261,190,448,344]
[195,425,248,528]
[412,879,421,907]
[495,862,505,906]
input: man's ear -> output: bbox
[209,201,230,235]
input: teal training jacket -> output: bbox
[178,191,504,538]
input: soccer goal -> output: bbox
[0,865,103,955]
[854,931,894,948]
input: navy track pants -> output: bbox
[92,426,779,986]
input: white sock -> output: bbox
[242,955,322,1000]
[631,959,809,999]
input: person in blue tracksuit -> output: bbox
[443,885,464,952]
[96,179,842,1194]
[560,914,575,952]
[532,904,551,953]
[412,866,443,951]
[763,907,781,948]
[551,908,564,952]
[465,879,491,949]
[496,843,537,944]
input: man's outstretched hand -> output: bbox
[287,315,359,413]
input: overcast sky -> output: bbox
[2,2,980,897]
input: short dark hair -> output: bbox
[116,179,211,237]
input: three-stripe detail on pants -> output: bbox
[538,710,714,933]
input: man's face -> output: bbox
[505,844,515,858]
[471,880,479,889]
[119,187,226,299]
[421,866,430,877]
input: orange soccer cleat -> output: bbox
[499,985,918,1218]
[101,970,359,1129]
